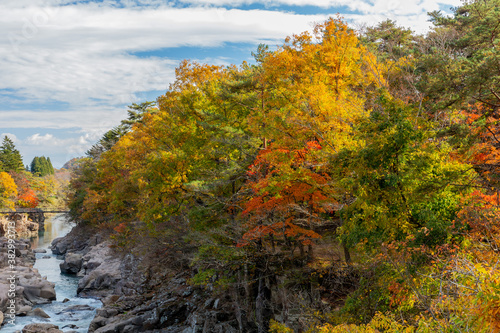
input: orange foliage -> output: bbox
[114,222,127,234]
[462,103,500,189]
[239,141,333,251]
[17,188,39,208]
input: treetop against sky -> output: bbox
[0,0,459,168]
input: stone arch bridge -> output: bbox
[0,208,69,236]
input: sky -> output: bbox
[0,0,461,168]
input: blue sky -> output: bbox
[0,0,460,168]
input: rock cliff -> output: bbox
[0,213,39,239]
[53,225,248,332]
[0,237,56,327]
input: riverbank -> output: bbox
[0,214,101,333]
[54,223,246,332]
[0,213,39,240]
[0,237,56,328]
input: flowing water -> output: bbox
[3,214,101,332]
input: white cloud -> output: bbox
[0,0,462,166]
[0,1,456,112]
[0,3,330,109]
[0,108,127,131]
[0,133,19,143]
[17,130,107,168]
[25,133,56,145]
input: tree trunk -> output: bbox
[343,243,351,264]
[255,276,272,333]
[339,212,351,264]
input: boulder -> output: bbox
[22,323,63,333]
[17,305,32,315]
[31,307,51,318]
[40,285,57,300]
[50,237,68,255]
[60,253,83,275]
[58,304,95,313]
[20,279,56,303]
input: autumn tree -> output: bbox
[335,93,471,251]
[86,101,156,160]
[63,15,491,332]
[0,172,18,210]
[235,18,387,266]
[239,142,328,256]
[68,101,158,224]
[360,20,421,104]
[9,172,39,208]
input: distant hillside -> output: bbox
[54,167,71,183]
[61,157,84,170]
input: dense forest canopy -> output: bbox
[0,136,66,210]
[66,1,500,332]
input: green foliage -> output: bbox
[360,19,417,62]
[30,156,55,176]
[0,136,24,173]
[67,157,100,224]
[418,0,500,114]
[86,101,157,160]
[336,93,471,251]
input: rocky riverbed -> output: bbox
[0,237,56,327]
[53,224,248,332]
[0,214,102,333]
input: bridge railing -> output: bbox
[0,208,69,214]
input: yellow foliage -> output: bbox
[269,320,294,333]
[0,171,17,210]
[258,17,384,154]
[316,312,415,332]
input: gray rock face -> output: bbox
[55,225,247,333]
[18,276,56,304]
[0,238,56,317]
[50,237,68,255]
[50,223,101,256]
[76,242,123,297]
[60,252,83,274]
[0,214,39,239]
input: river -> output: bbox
[3,214,101,332]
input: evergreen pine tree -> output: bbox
[30,156,40,174]
[40,157,48,176]
[30,156,55,176]
[46,157,55,175]
[0,136,24,172]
